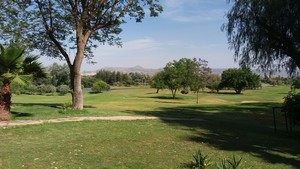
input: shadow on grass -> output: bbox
[13,103,96,109]
[13,102,62,109]
[125,102,300,168]
[147,96,185,100]
[11,111,34,117]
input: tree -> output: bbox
[223,0,300,74]
[163,58,196,99]
[150,71,166,93]
[189,58,211,104]
[0,0,163,109]
[0,44,45,119]
[206,74,221,93]
[219,68,261,94]
[47,63,70,86]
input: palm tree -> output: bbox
[0,44,45,121]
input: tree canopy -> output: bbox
[224,0,300,74]
[162,58,211,99]
[0,0,163,109]
[219,68,261,94]
[150,71,166,93]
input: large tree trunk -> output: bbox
[70,67,83,109]
[70,43,85,110]
[0,82,11,122]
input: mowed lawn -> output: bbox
[0,85,299,168]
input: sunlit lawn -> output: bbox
[0,85,299,168]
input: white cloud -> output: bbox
[162,0,228,23]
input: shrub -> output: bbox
[57,85,70,95]
[45,85,56,94]
[26,85,38,95]
[91,80,110,93]
[283,91,300,124]
[37,85,47,94]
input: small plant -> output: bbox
[217,159,229,169]
[227,155,242,169]
[59,103,72,113]
[189,150,211,169]
[186,150,244,169]
[216,155,242,169]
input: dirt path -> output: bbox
[0,116,204,128]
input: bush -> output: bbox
[283,91,300,124]
[37,85,47,94]
[91,80,110,93]
[57,85,70,95]
[26,85,38,95]
[45,85,56,94]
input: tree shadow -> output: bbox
[143,96,185,100]
[11,111,34,117]
[124,102,300,168]
[13,102,96,109]
[13,102,62,109]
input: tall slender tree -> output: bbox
[0,0,163,109]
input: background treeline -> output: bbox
[83,69,151,88]
[9,63,152,95]
[7,61,300,96]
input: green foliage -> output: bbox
[129,72,151,86]
[163,58,196,98]
[26,85,38,95]
[224,0,300,74]
[59,102,73,113]
[217,155,242,169]
[206,74,221,93]
[81,76,97,88]
[283,91,300,124]
[291,78,300,90]
[190,150,211,169]
[57,85,70,95]
[219,68,261,94]
[23,55,47,80]
[91,80,110,93]
[45,85,56,95]
[47,63,70,86]
[94,69,150,86]
[187,150,243,169]
[150,71,166,93]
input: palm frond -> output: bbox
[10,74,33,86]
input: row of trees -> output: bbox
[94,70,150,86]
[151,58,261,102]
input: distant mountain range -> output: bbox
[82,65,289,77]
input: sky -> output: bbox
[41,0,239,71]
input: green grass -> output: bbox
[0,85,299,168]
